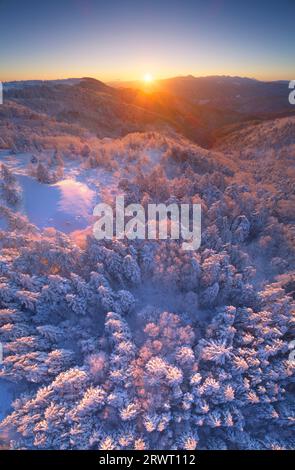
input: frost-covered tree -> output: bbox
[0,119,295,450]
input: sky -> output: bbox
[0,0,294,82]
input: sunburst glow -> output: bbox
[143,73,154,83]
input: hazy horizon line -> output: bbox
[1,73,292,85]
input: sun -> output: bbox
[143,73,154,84]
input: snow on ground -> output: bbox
[17,175,97,233]
[0,151,32,174]
[0,144,166,236]
[0,151,120,233]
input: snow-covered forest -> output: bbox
[0,80,294,450]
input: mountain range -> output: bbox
[2,75,294,147]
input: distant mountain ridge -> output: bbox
[1,75,295,147]
[111,75,292,114]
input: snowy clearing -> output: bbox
[17,175,96,232]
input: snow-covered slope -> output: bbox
[4,79,82,90]
[0,86,294,451]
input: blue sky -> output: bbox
[0,0,294,81]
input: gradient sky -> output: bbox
[0,0,294,82]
